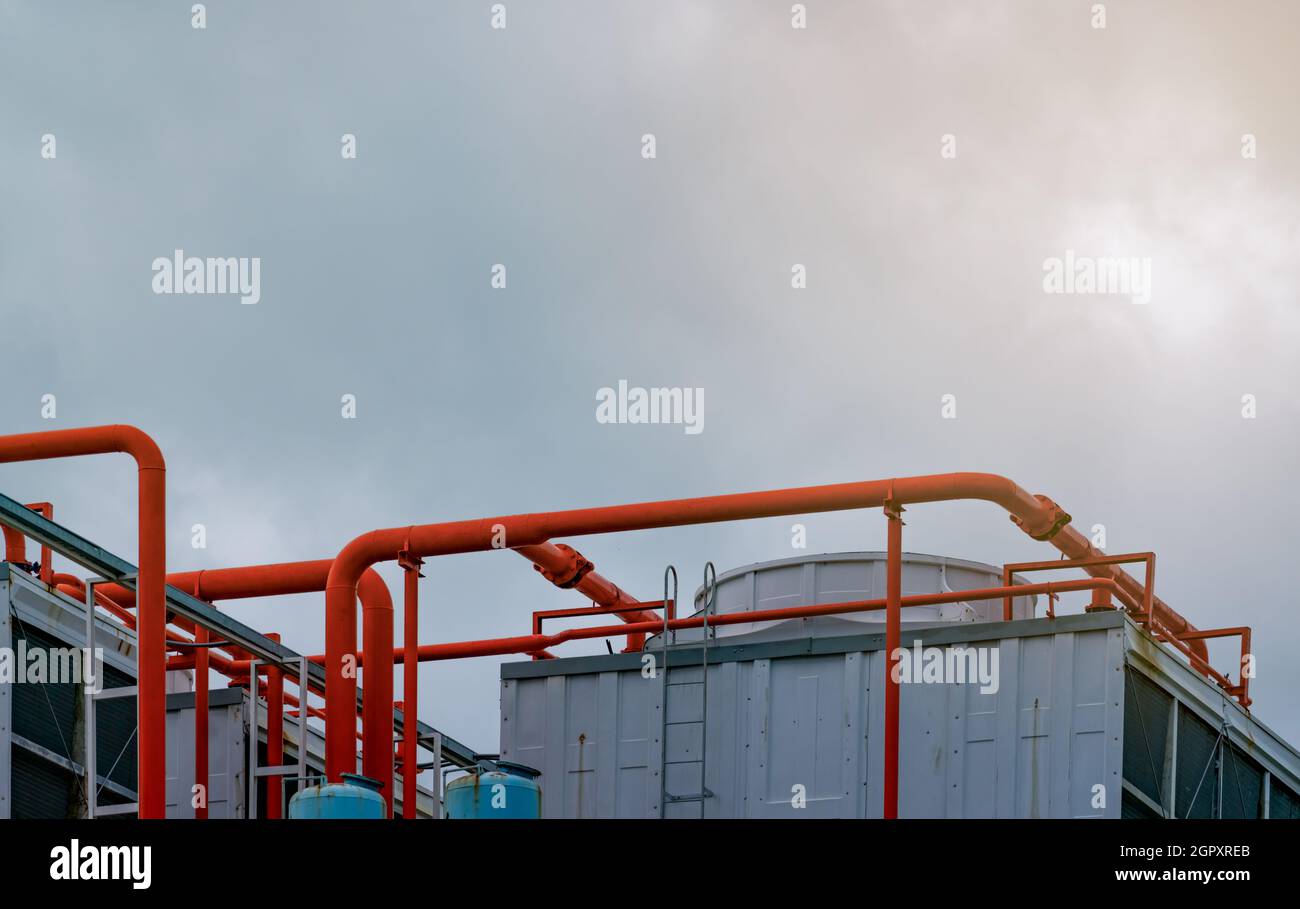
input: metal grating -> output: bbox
[1221,744,1263,819]
[10,618,138,795]
[1271,781,1300,819]
[11,747,77,819]
[1121,788,1161,818]
[1122,667,1171,808]
[1175,706,1220,819]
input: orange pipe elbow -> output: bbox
[0,425,167,818]
[516,542,656,651]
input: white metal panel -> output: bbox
[165,693,246,818]
[501,615,1129,818]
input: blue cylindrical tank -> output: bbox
[288,773,388,819]
[445,759,541,819]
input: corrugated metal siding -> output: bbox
[1175,705,1219,819]
[9,624,78,763]
[1222,744,1263,819]
[1122,667,1172,806]
[1120,790,1160,817]
[1271,781,1300,819]
[10,746,76,819]
[501,618,1126,818]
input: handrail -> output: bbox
[0,491,478,771]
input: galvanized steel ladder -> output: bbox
[245,655,310,819]
[658,563,716,818]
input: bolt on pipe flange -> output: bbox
[1010,494,1072,541]
[532,543,595,589]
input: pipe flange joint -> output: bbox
[1010,495,1072,541]
[397,548,425,575]
[534,543,594,589]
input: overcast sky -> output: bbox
[2,1,1298,758]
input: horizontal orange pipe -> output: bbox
[172,657,364,739]
[101,562,384,607]
[294,577,1120,668]
[52,574,137,628]
[323,473,1204,778]
[172,647,366,737]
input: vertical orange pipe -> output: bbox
[324,583,358,783]
[1,524,24,563]
[884,506,902,820]
[0,425,167,818]
[28,502,55,585]
[137,459,166,819]
[195,625,209,820]
[400,556,421,819]
[359,571,394,815]
[265,632,284,819]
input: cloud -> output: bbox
[1,0,1296,753]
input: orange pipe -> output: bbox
[265,632,284,819]
[51,574,137,628]
[28,502,54,585]
[169,642,373,771]
[2,501,56,583]
[399,555,421,819]
[0,425,167,818]
[177,662,362,739]
[1002,553,1156,622]
[304,578,1122,666]
[1,524,23,563]
[323,472,1205,783]
[167,647,244,674]
[516,542,656,651]
[361,574,393,815]
[884,504,902,819]
[101,559,395,811]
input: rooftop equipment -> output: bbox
[288,774,387,819]
[499,552,1300,819]
[445,758,542,819]
[0,423,1280,820]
